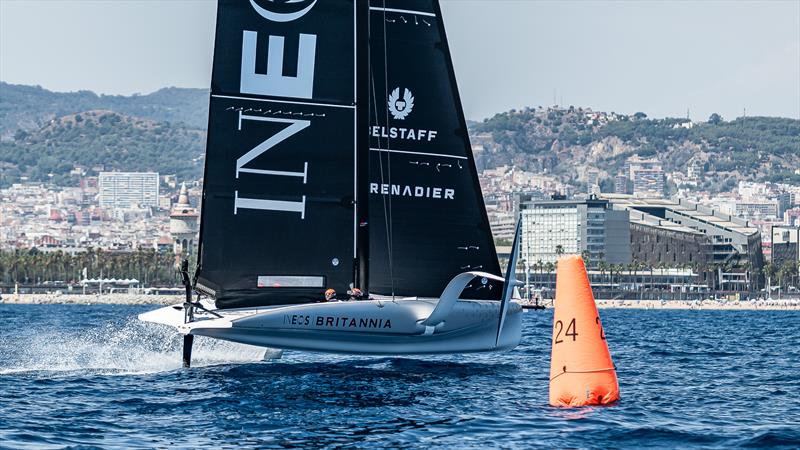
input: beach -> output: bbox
[517,298,800,311]
[2,293,180,306]
[594,299,800,311]
[3,293,799,310]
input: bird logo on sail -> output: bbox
[388,88,415,120]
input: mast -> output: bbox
[355,0,370,293]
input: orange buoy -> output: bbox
[549,255,619,407]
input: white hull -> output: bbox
[139,298,523,355]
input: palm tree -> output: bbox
[777,261,796,299]
[789,261,799,290]
[610,263,621,289]
[29,249,43,284]
[545,261,555,287]
[694,262,706,291]
[762,262,774,296]
[626,261,636,290]
[580,249,591,266]
[0,251,9,284]
[598,260,608,285]
[707,263,719,291]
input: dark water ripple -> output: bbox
[0,305,798,449]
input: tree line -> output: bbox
[514,249,799,294]
[0,248,180,286]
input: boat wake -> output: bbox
[0,317,279,376]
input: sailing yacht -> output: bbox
[139,0,523,365]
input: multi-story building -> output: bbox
[79,177,98,206]
[0,181,171,253]
[632,169,665,198]
[777,192,794,216]
[626,155,664,198]
[687,158,704,181]
[488,212,516,243]
[734,201,779,220]
[98,172,159,209]
[614,174,631,195]
[785,208,800,227]
[606,195,764,290]
[585,168,600,194]
[771,226,799,270]
[627,208,712,268]
[519,196,630,267]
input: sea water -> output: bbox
[0,304,798,449]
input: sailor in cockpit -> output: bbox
[324,288,337,302]
[348,287,364,300]
[324,287,365,302]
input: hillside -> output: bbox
[471,107,800,192]
[1,83,797,191]
[0,82,208,138]
[0,110,205,186]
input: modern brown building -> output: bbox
[629,216,712,267]
[606,195,764,290]
[771,226,799,269]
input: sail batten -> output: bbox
[210,94,358,109]
[369,7,436,17]
[370,147,467,160]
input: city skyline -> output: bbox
[1,0,798,121]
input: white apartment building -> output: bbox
[98,172,159,209]
[618,155,665,198]
[519,197,630,267]
[734,201,779,219]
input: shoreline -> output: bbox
[1,293,180,306]
[2,294,799,311]
[594,299,800,311]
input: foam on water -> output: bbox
[0,317,279,375]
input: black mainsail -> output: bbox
[195,0,500,308]
[196,0,366,308]
[367,0,502,299]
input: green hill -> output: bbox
[0,110,205,186]
[471,107,800,192]
[1,83,797,192]
[0,82,208,138]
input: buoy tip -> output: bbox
[558,254,583,262]
[556,254,586,272]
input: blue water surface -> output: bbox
[0,304,798,449]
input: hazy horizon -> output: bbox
[1,0,798,121]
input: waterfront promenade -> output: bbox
[4,293,799,310]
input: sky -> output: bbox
[1,0,798,121]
